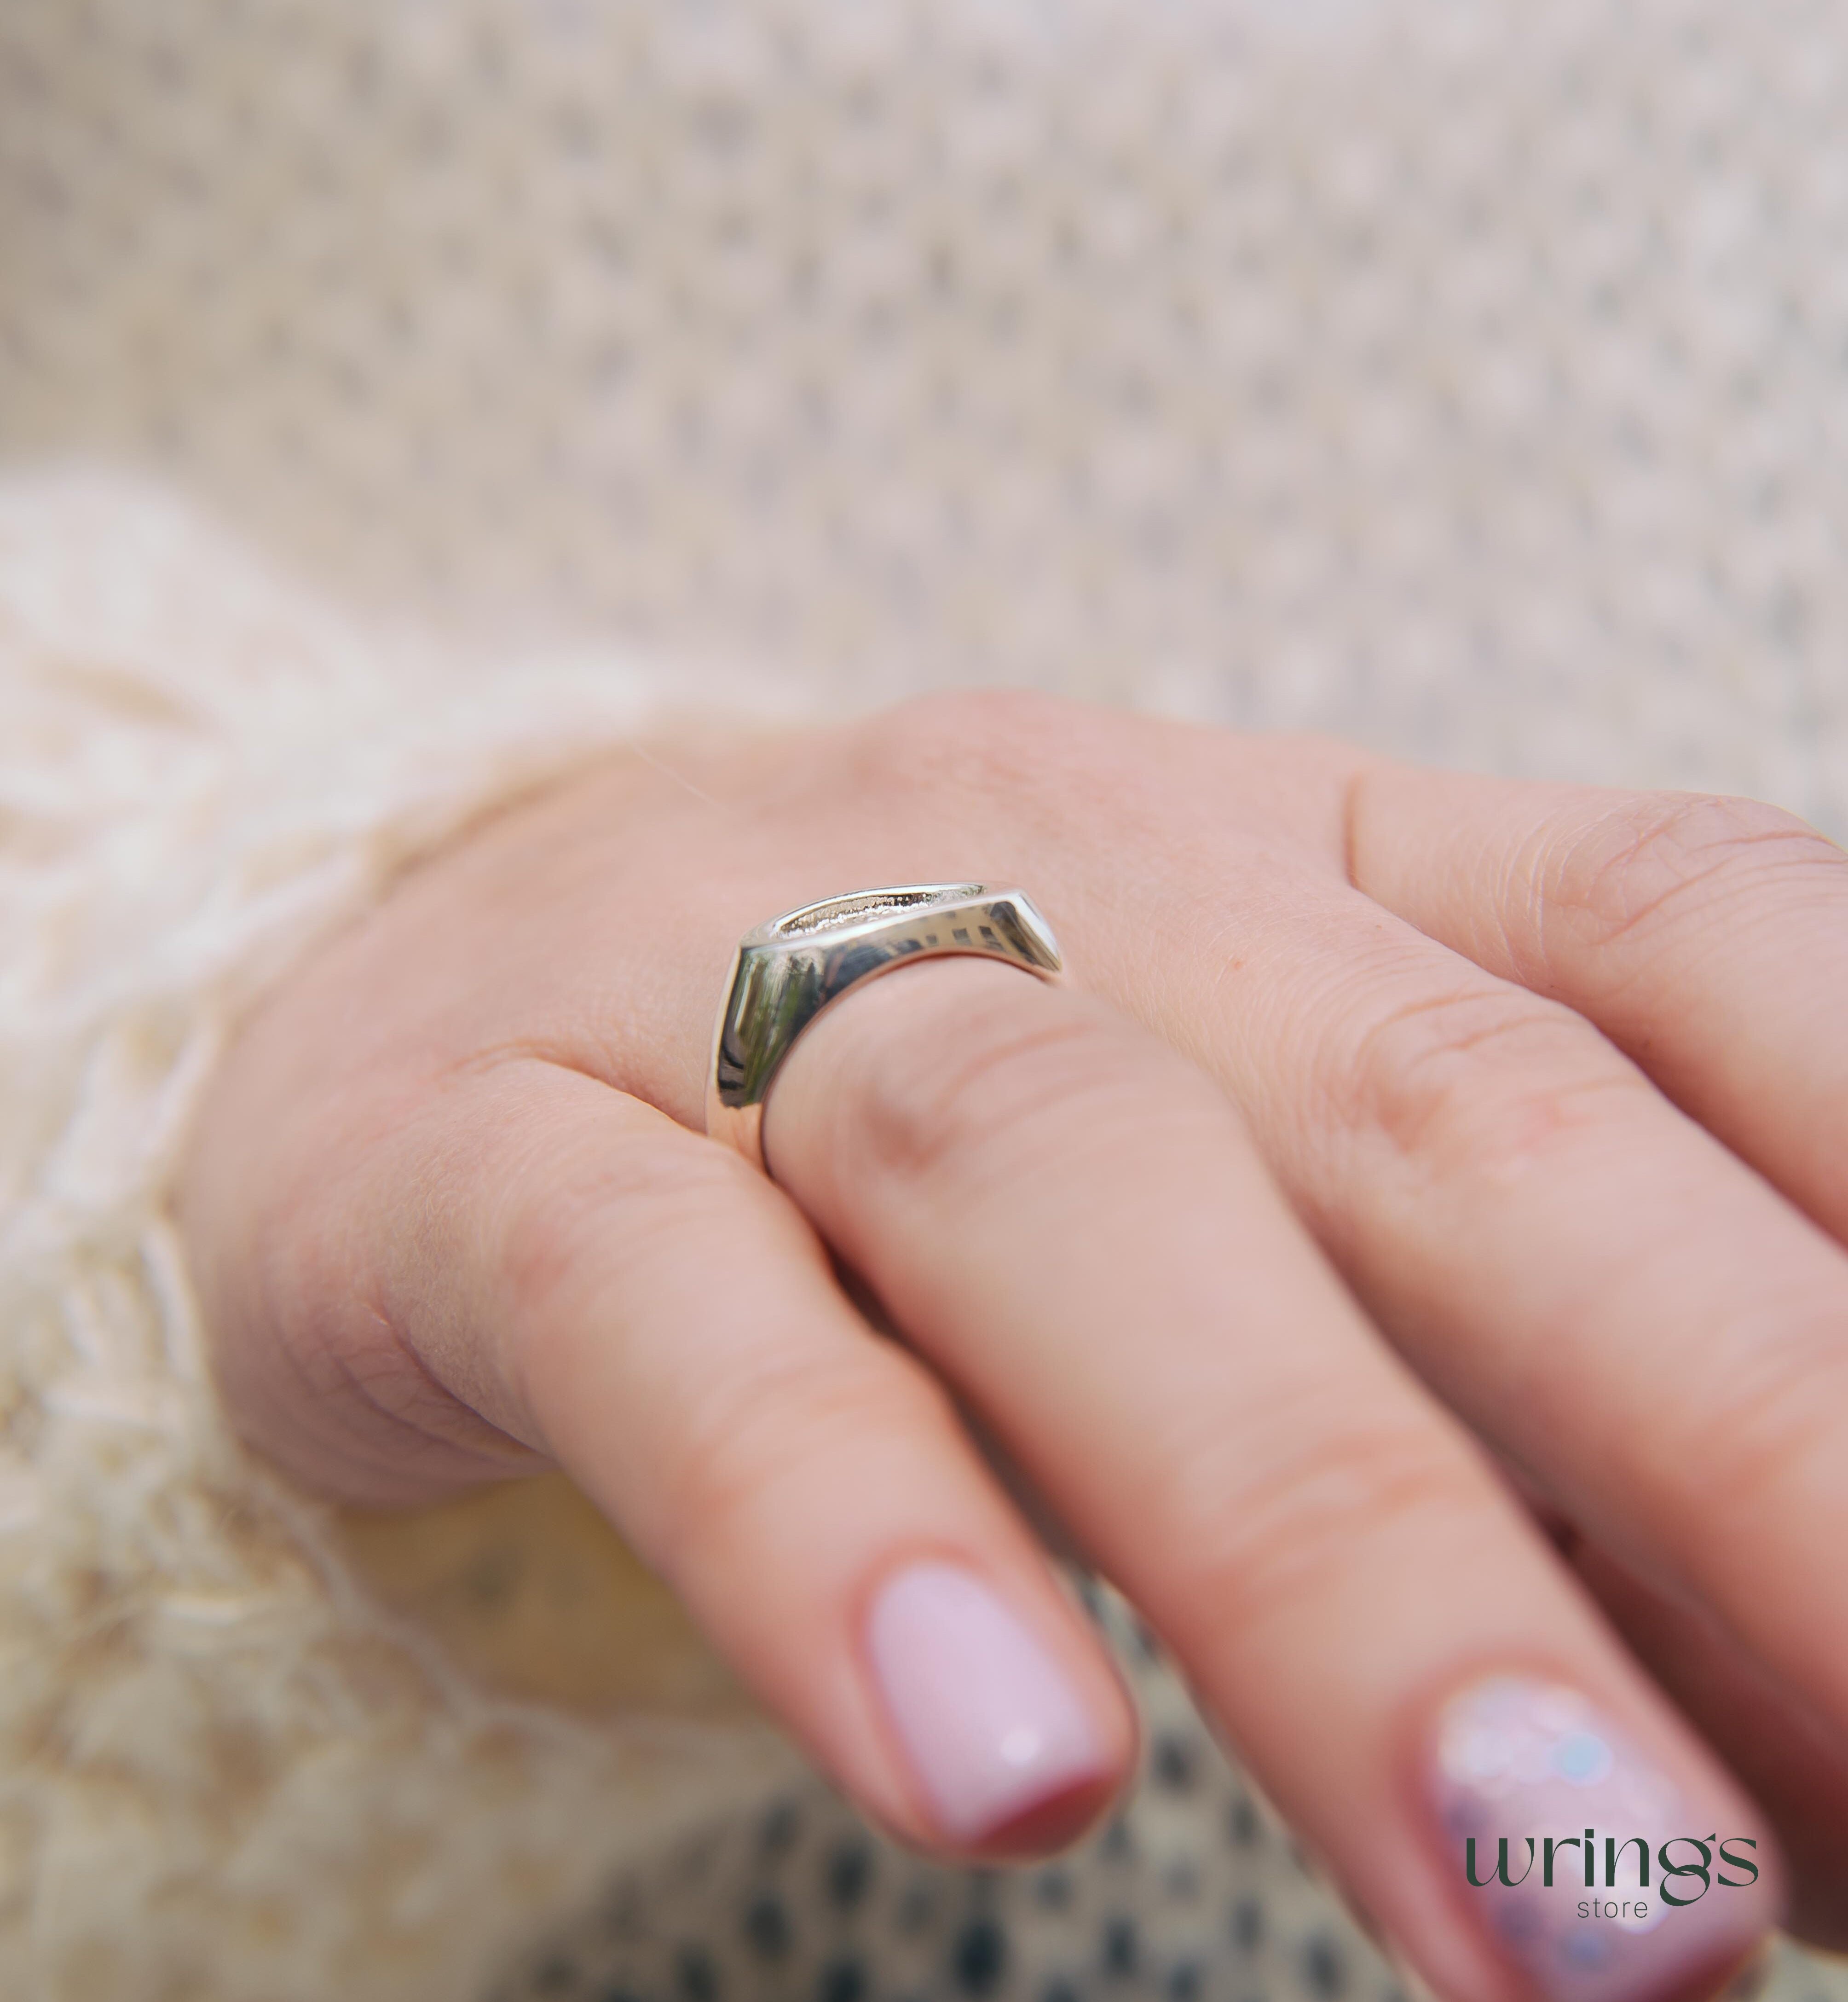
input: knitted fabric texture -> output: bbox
[4,0,1848,826]
[0,477,805,2000]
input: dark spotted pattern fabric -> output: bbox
[492,1588,1403,2002]
[492,1584,1847,2002]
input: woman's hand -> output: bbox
[179,691,1848,2002]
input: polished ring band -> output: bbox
[705,882,1064,1171]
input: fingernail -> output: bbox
[1430,1677,1775,2002]
[865,1559,1114,1845]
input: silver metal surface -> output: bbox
[705,882,1063,1171]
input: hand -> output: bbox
[179,691,1848,2002]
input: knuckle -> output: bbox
[850,687,1112,819]
[247,1162,526,1490]
[1326,981,1648,1176]
[892,684,1078,737]
[1655,1311,1848,1548]
[496,1126,757,1326]
[1546,792,1846,950]
[1153,1407,1484,1643]
[849,994,1158,1191]
[658,1347,946,1571]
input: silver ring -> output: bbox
[706,882,1064,1170]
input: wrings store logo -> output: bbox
[1467,1831,1760,1915]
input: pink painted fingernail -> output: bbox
[1431,1678,1777,2002]
[865,1560,1113,1844]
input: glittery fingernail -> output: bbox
[1430,1678,1775,2002]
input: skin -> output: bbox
[178,690,1848,2000]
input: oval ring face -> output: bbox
[706,882,1064,1171]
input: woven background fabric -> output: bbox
[4,0,1848,818]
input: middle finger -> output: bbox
[1145,869,1848,1774]
[763,954,1779,2002]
